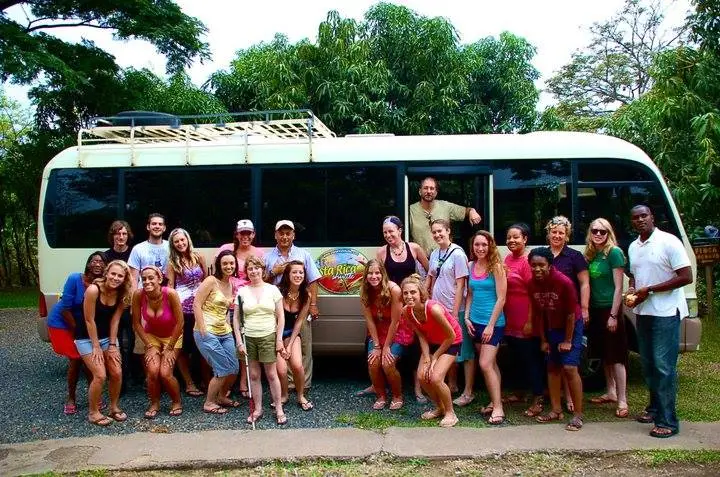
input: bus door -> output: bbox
[406,166,490,257]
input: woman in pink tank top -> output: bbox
[400,274,461,428]
[132,266,184,419]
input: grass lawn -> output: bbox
[0,287,37,309]
[338,308,720,429]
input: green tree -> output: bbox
[210,3,540,136]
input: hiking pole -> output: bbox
[241,327,255,430]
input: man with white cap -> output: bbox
[264,220,321,388]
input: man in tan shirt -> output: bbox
[409,177,482,254]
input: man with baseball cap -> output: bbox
[264,220,321,388]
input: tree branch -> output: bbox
[26,20,109,33]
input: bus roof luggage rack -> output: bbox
[79,109,336,146]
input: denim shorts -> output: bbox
[74,337,118,356]
[471,323,505,347]
[367,338,407,358]
[547,319,584,367]
[193,330,239,377]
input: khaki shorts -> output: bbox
[245,333,277,363]
[146,333,183,350]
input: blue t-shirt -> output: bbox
[467,264,505,327]
[47,273,86,330]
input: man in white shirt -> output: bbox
[627,205,692,438]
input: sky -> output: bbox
[3,0,691,110]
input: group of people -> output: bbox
[46,176,692,439]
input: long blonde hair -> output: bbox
[584,218,623,262]
[94,260,133,307]
[360,259,392,308]
[168,228,200,274]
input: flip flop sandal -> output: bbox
[203,406,228,415]
[421,409,442,420]
[185,389,204,397]
[636,411,654,424]
[89,415,113,427]
[144,409,159,420]
[108,410,128,422]
[488,414,505,426]
[354,387,374,397]
[536,411,564,423]
[615,407,629,418]
[452,394,475,407]
[389,400,404,410]
[276,412,288,425]
[63,403,77,415]
[299,400,314,411]
[372,399,387,410]
[524,403,543,417]
[439,415,459,427]
[590,395,617,404]
[649,426,678,438]
[169,407,183,417]
[566,416,584,431]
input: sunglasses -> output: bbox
[591,228,608,236]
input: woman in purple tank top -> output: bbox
[167,228,206,398]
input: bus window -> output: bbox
[492,160,571,245]
[123,167,251,247]
[260,165,397,247]
[43,168,118,248]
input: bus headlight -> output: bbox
[687,297,698,318]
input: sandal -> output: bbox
[590,394,617,404]
[524,403,543,417]
[372,399,387,410]
[421,409,443,420]
[649,426,678,438]
[415,393,428,404]
[488,414,505,426]
[203,406,228,415]
[615,407,629,418]
[480,405,494,417]
[88,415,113,427]
[389,400,404,411]
[536,411,564,423]
[276,412,288,425]
[144,408,159,420]
[439,414,459,427]
[247,411,263,424]
[169,406,183,417]
[299,399,314,411]
[354,386,374,397]
[63,403,77,415]
[453,394,475,407]
[566,415,583,431]
[636,411,654,424]
[108,410,127,422]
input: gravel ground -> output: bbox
[0,308,452,444]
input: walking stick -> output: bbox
[237,295,255,430]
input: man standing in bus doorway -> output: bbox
[626,204,693,438]
[127,213,170,384]
[409,177,482,255]
[265,220,321,389]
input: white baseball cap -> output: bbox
[275,220,295,231]
[236,219,254,232]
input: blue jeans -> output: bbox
[636,313,680,433]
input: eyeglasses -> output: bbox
[591,228,608,236]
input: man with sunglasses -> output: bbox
[626,205,692,438]
[409,177,482,255]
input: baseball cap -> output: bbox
[236,219,254,232]
[275,220,295,231]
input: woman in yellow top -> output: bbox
[234,255,287,425]
[192,250,240,414]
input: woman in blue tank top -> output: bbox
[464,230,507,425]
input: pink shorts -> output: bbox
[49,327,80,359]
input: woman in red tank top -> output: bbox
[400,274,461,428]
[132,266,185,419]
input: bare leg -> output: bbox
[276,352,290,402]
[461,359,475,398]
[264,361,285,421]
[430,354,458,426]
[248,360,263,419]
[105,350,123,415]
[547,365,563,414]
[160,350,182,411]
[614,363,628,408]
[176,351,199,393]
[563,365,584,418]
[382,356,403,403]
[66,358,82,405]
[80,353,107,421]
[479,344,503,420]
[287,338,307,405]
[144,353,162,412]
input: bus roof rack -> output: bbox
[78,109,336,146]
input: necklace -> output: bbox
[287,291,299,302]
[390,242,405,257]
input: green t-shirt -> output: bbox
[588,246,625,308]
[409,200,467,255]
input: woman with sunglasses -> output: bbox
[426,219,471,404]
[584,218,629,418]
[546,215,589,413]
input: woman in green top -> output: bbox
[584,218,629,418]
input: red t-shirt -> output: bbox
[528,268,581,330]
